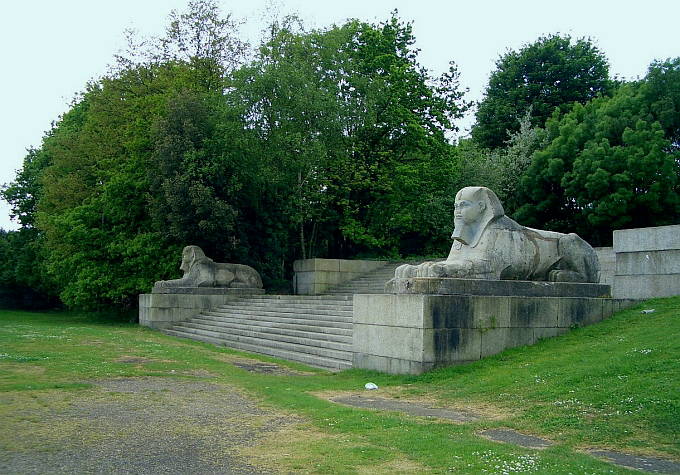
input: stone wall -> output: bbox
[353,292,637,374]
[293,259,386,295]
[613,224,680,299]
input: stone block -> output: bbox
[509,297,559,328]
[387,277,611,298]
[601,299,614,320]
[558,298,603,328]
[472,296,511,328]
[613,224,680,253]
[426,295,473,328]
[616,250,680,275]
[352,353,432,375]
[612,299,639,314]
[339,260,383,273]
[430,328,481,362]
[353,323,427,361]
[353,294,426,328]
[293,258,341,272]
[613,274,680,299]
[534,327,568,341]
[595,247,615,286]
[480,328,535,358]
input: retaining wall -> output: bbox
[353,291,637,374]
[613,224,680,299]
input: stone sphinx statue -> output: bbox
[154,245,263,290]
[394,186,599,283]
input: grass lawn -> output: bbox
[1,297,678,473]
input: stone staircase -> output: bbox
[161,262,400,370]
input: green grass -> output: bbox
[1,298,678,473]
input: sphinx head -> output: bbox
[451,187,505,246]
[180,245,207,273]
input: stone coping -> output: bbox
[385,277,611,298]
[151,287,265,295]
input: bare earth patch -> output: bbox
[313,388,508,422]
[211,353,315,376]
[0,377,303,474]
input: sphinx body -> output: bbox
[395,187,599,283]
[154,245,263,289]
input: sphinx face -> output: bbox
[454,199,485,225]
[180,252,191,273]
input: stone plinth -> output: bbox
[385,277,611,298]
[293,259,386,295]
[353,279,636,375]
[613,224,680,299]
[139,287,264,329]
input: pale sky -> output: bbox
[1,0,678,230]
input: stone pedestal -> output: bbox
[139,287,264,329]
[353,278,636,375]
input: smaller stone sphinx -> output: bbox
[394,186,599,283]
[154,245,263,290]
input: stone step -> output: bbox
[207,306,353,321]
[162,327,352,364]
[176,320,352,349]
[326,289,385,296]
[252,295,352,302]
[200,312,353,329]
[220,300,353,312]
[162,329,352,370]
[190,316,352,340]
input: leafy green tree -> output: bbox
[473,34,612,149]
[231,12,470,259]
[515,59,680,245]
[3,5,471,308]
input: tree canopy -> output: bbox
[2,1,678,311]
[1,3,470,309]
[515,59,680,245]
[473,34,612,149]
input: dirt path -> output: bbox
[1,377,298,474]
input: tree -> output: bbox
[515,59,680,245]
[473,34,612,149]
[231,12,470,259]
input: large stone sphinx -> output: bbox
[394,186,599,283]
[154,245,263,290]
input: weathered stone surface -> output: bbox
[611,224,680,299]
[594,246,615,286]
[614,274,680,299]
[154,245,263,291]
[613,224,680,253]
[480,328,535,358]
[557,298,604,328]
[353,293,637,375]
[392,186,600,283]
[616,249,680,275]
[386,277,611,298]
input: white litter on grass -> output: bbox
[641,309,656,314]
[364,382,378,390]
